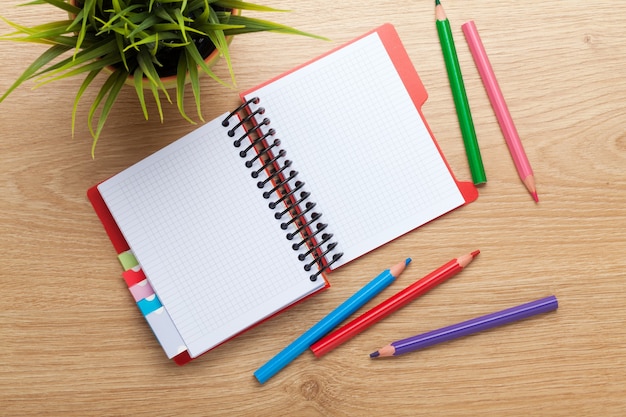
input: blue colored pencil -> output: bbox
[254,258,411,384]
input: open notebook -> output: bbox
[88,23,478,365]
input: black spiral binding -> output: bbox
[222,97,343,281]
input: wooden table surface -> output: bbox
[2,1,625,416]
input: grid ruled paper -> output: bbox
[96,26,469,359]
[98,117,325,358]
[244,31,465,268]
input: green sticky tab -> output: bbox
[118,250,138,270]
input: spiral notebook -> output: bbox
[87,23,478,365]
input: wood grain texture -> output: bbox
[1,1,625,416]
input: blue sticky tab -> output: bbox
[137,294,162,316]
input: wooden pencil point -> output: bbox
[523,175,539,202]
[531,191,539,203]
[372,345,396,357]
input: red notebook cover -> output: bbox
[87,23,477,365]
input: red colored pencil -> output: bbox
[310,250,480,357]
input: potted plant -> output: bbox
[0,0,324,155]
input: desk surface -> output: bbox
[1,1,625,416]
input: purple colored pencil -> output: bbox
[370,295,558,357]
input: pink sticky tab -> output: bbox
[122,268,146,287]
[129,279,155,302]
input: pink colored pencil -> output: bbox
[462,20,538,202]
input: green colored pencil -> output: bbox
[435,0,486,184]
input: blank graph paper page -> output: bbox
[97,117,325,358]
[244,29,466,268]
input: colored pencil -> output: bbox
[370,295,558,358]
[462,20,538,202]
[310,250,479,357]
[435,0,486,185]
[254,258,411,384]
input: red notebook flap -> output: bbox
[457,180,479,204]
[377,23,478,205]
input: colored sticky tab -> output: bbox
[129,279,154,302]
[145,306,188,359]
[122,268,146,287]
[137,294,162,316]
[118,250,139,270]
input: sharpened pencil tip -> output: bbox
[471,250,480,258]
[531,191,539,203]
[522,176,538,203]
[370,351,380,358]
[435,0,441,4]
[405,258,412,266]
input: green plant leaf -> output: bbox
[96,4,144,32]
[174,8,189,43]
[114,32,129,71]
[224,15,329,40]
[213,0,288,12]
[19,0,81,15]
[72,69,100,137]
[137,48,171,103]
[149,23,212,36]
[0,32,84,48]
[196,0,211,24]
[111,0,123,14]
[175,52,195,124]
[1,19,75,39]
[123,32,187,51]
[0,44,71,103]
[0,14,34,35]
[205,6,235,83]
[126,14,160,39]
[153,6,176,24]
[0,16,79,47]
[35,52,123,88]
[184,48,203,121]
[75,0,97,54]
[183,38,231,88]
[133,66,149,120]
[148,80,164,123]
[35,38,119,79]
[88,69,127,157]
[174,22,242,32]
[35,0,82,15]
